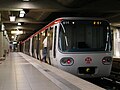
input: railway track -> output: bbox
[88,59,120,90]
[84,71,120,90]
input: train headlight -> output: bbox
[102,56,112,65]
[60,57,74,66]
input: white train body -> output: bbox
[22,17,112,78]
[54,51,112,78]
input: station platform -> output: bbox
[0,52,105,90]
[112,57,120,72]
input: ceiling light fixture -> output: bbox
[11,30,23,35]
[11,36,14,39]
[18,22,21,25]
[13,41,17,44]
[1,24,5,31]
[19,10,25,17]
[9,16,16,22]
[23,0,30,1]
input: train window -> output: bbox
[47,28,53,50]
[40,30,47,49]
[34,35,38,50]
[58,20,111,52]
[36,34,39,59]
[25,39,30,55]
[33,36,37,57]
[39,33,43,49]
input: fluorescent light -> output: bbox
[13,41,17,44]
[1,24,5,31]
[11,36,14,39]
[23,0,30,1]
[10,16,16,22]
[11,31,23,35]
[18,23,21,25]
[20,14,25,17]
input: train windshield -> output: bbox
[58,20,112,52]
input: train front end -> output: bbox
[56,18,112,78]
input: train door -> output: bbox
[46,27,53,64]
[32,37,34,57]
[41,29,50,63]
[49,25,58,66]
[23,42,25,53]
[39,33,42,60]
[29,38,33,56]
[38,33,41,60]
[27,40,30,55]
[34,35,38,59]
[25,40,30,55]
[39,30,47,61]
[36,34,40,60]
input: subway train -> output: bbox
[21,17,113,78]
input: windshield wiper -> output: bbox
[60,23,69,46]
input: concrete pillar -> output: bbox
[0,31,4,60]
[0,30,10,60]
[6,37,10,53]
[3,35,6,56]
[113,28,120,58]
[5,36,8,52]
[3,35,9,57]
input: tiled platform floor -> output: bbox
[0,53,61,90]
[0,52,105,90]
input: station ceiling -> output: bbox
[0,0,120,42]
